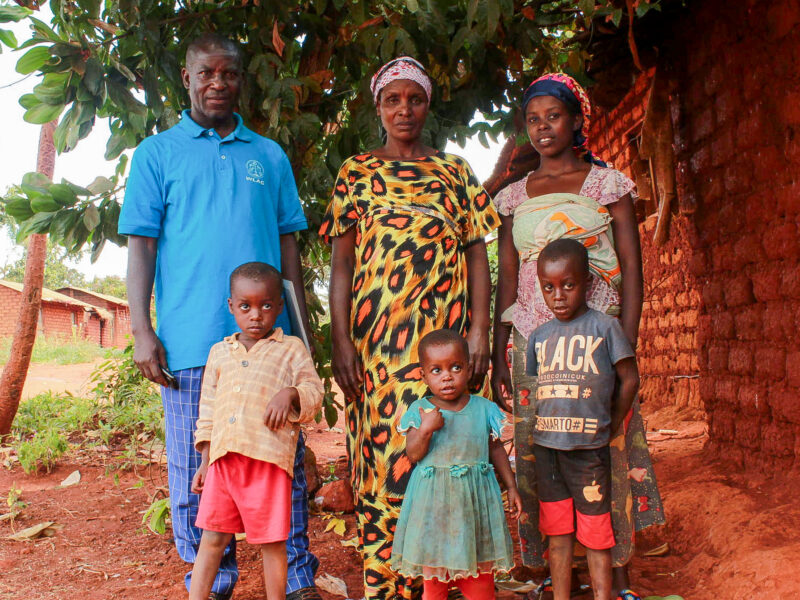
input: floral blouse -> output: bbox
[493,166,637,338]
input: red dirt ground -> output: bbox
[1,370,798,599]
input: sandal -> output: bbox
[617,590,642,600]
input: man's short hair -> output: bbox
[418,328,469,363]
[539,239,590,277]
[230,262,282,293]
[186,33,243,66]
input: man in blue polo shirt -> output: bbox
[119,33,321,600]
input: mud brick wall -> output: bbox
[589,72,704,413]
[671,0,800,469]
[586,0,800,467]
[638,215,703,411]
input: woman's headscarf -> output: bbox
[521,73,606,167]
[370,56,432,105]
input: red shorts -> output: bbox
[196,452,292,544]
[533,445,615,550]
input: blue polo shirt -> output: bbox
[119,110,308,371]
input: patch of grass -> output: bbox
[17,429,69,474]
[13,391,97,438]
[10,345,163,474]
[0,334,122,366]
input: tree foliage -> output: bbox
[2,0,662,253]
[0,0,663,424]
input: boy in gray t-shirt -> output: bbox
[525,239,639,600]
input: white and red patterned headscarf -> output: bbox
[370,56,432,104]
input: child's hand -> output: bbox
[264,387,299,430]
[191,462,208,495]
[419,406,445,434]
[506,486,523,519]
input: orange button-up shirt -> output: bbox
[195,329,323,476]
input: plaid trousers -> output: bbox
[162,367,319,595]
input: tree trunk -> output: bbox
[0,121,57,437]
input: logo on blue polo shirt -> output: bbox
[246,160,265,185]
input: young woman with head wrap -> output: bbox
[320,57,499,600]
[490,73,665,600]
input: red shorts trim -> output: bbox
[575,510,615,550]
[196,452,291,544]
[539,498,575,536]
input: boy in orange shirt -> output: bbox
[190,262,322,600]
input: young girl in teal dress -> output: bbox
[391,329,522,600]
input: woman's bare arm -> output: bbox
[490,214,519,411]
[330,228,363,400]
[608,193,643,346]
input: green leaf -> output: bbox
[16,45,52,74]
[22,172,51,189]
[104,131,128,160]
[33,80,67,105]
[90,236,105,263]
[19,93,41,109]
[53,108,74,153]
[24,102,65,125]
[406,0,419,12]
[0,6,32,22]
[3,198,34,221]
[0,28,17,49]
[83,204,101,230]
[86,176,114,195]
[83,57,104,96]
[611,8,623,27]
[324,402,338,428]
[16,211,55,240]
[49,183,79,207]
[28,17,60,41]
[65,181,92,197]
[30,196,61,213]
[578,0,595,17]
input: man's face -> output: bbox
[181,47,242,126]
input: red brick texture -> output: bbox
[56,288,131,348]
[588,0,800,468]
[0,285,105,346]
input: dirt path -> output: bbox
[18,360,101,400]
[1,391,797,598]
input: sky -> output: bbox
[0,13,506,282]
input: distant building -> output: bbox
[0,280,130,348]
[56,287,131,348]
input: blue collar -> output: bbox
[178,109,255,142]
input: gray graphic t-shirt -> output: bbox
[526,309,634,450]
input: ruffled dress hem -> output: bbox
[391,556,514,581]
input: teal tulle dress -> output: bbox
[390,395,514,581]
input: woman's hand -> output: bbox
[490,357,514,413]
[332,335,363,401]
[466,326,490,388]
